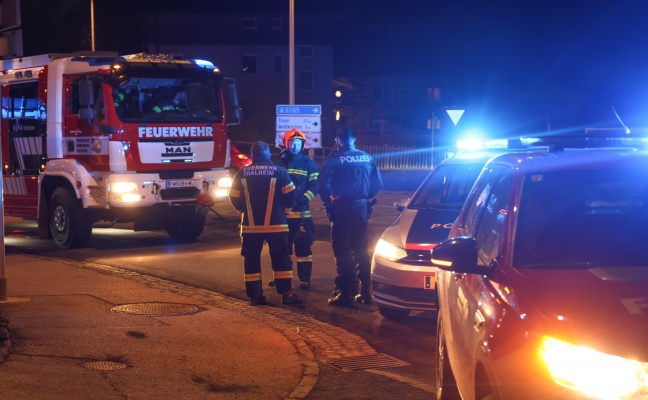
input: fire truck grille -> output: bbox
[88,186,107,203]
[159,187,200,200]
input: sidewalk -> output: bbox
[0,252,311,400]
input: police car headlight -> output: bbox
[541,336,648,399]
[374,238,407,261]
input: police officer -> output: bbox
[318,127,383,307]
[275,128,319,289]
[229,141,300,306]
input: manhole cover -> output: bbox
[83,361,128,371]
[327,353,410,371]
[111,302,200,316]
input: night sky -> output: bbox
[17,0,648,134]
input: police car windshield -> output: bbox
[409,163,485,209]
[111,77,223,123]
[514,167,648,269]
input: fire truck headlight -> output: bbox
[110,182,138,194]
[211,177,232,199]
[119,194,142,202]
[217,177,233,188]
[540,336,648,399]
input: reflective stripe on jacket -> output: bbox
[283,153,319,219]
[229,159,296,233]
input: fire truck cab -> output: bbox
[0,52,241,248]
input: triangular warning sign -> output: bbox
[445,109,465,126]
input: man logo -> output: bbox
[163,146,193,156]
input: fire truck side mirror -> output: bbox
[79,78,96,121]
[224,78,242,126]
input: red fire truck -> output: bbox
[0,52,241,248]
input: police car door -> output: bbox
[448,166,513,396]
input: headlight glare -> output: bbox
[218,177,233,188]
[374,238,407,261]
[111,182,138,193]
[541,336,648,399]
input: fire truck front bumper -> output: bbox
[99,171,232,208]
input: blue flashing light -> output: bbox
[193,59,215,69]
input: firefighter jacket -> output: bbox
[282,152,319,219]
[318,147,383,206]
[229,159,296,234]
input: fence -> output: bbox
[235,141,434,171]
[364,144,433,170]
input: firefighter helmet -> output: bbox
[283,128,307,149]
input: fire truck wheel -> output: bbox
[48,187,93,249]
[165,211,206,242]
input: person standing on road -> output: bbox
[229,141,300,306]
[269,128,319,289]
[318,127,383,307]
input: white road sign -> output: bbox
[275,131,322,149]
[276,116,321,132]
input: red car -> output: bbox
[433,136,648,399]
[229,142,252,171]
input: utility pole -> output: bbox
[90,0,96,51]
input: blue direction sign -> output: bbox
[276,104,321,116]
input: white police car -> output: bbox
[370,143,512,320]
[433,132,648,399]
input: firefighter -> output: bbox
[152,89,186,113]
[318,127,383,307]
[268,128,319,290]
[229,141,300,305]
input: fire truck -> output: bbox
[0,52,241,248]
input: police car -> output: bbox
[370,141,513,320]
[433,133,648,399]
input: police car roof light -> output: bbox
[519,129,648,151]
[456,137,509,150]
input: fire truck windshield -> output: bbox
[110,76,223,123]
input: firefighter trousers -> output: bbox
[330,204,371,299]
[241,232,293,299]
[287,217,315,282]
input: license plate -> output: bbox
[166,179,195,189]
[424,275,433,290]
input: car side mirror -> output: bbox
[79,78,95,121]
[431,236,483,274]
[394,198,409,212]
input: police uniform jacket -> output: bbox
[283,152,319,219]
[318,148,383,206]
[229,159,296,233]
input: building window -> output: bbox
[242,54,257,73]
[297,46,313,58]
[372,87,393,102]
[272,18,282,30]
[241,18,257,30]
[298,71,313,91]
[274,54,282,74]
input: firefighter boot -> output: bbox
[328,293,356,308]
